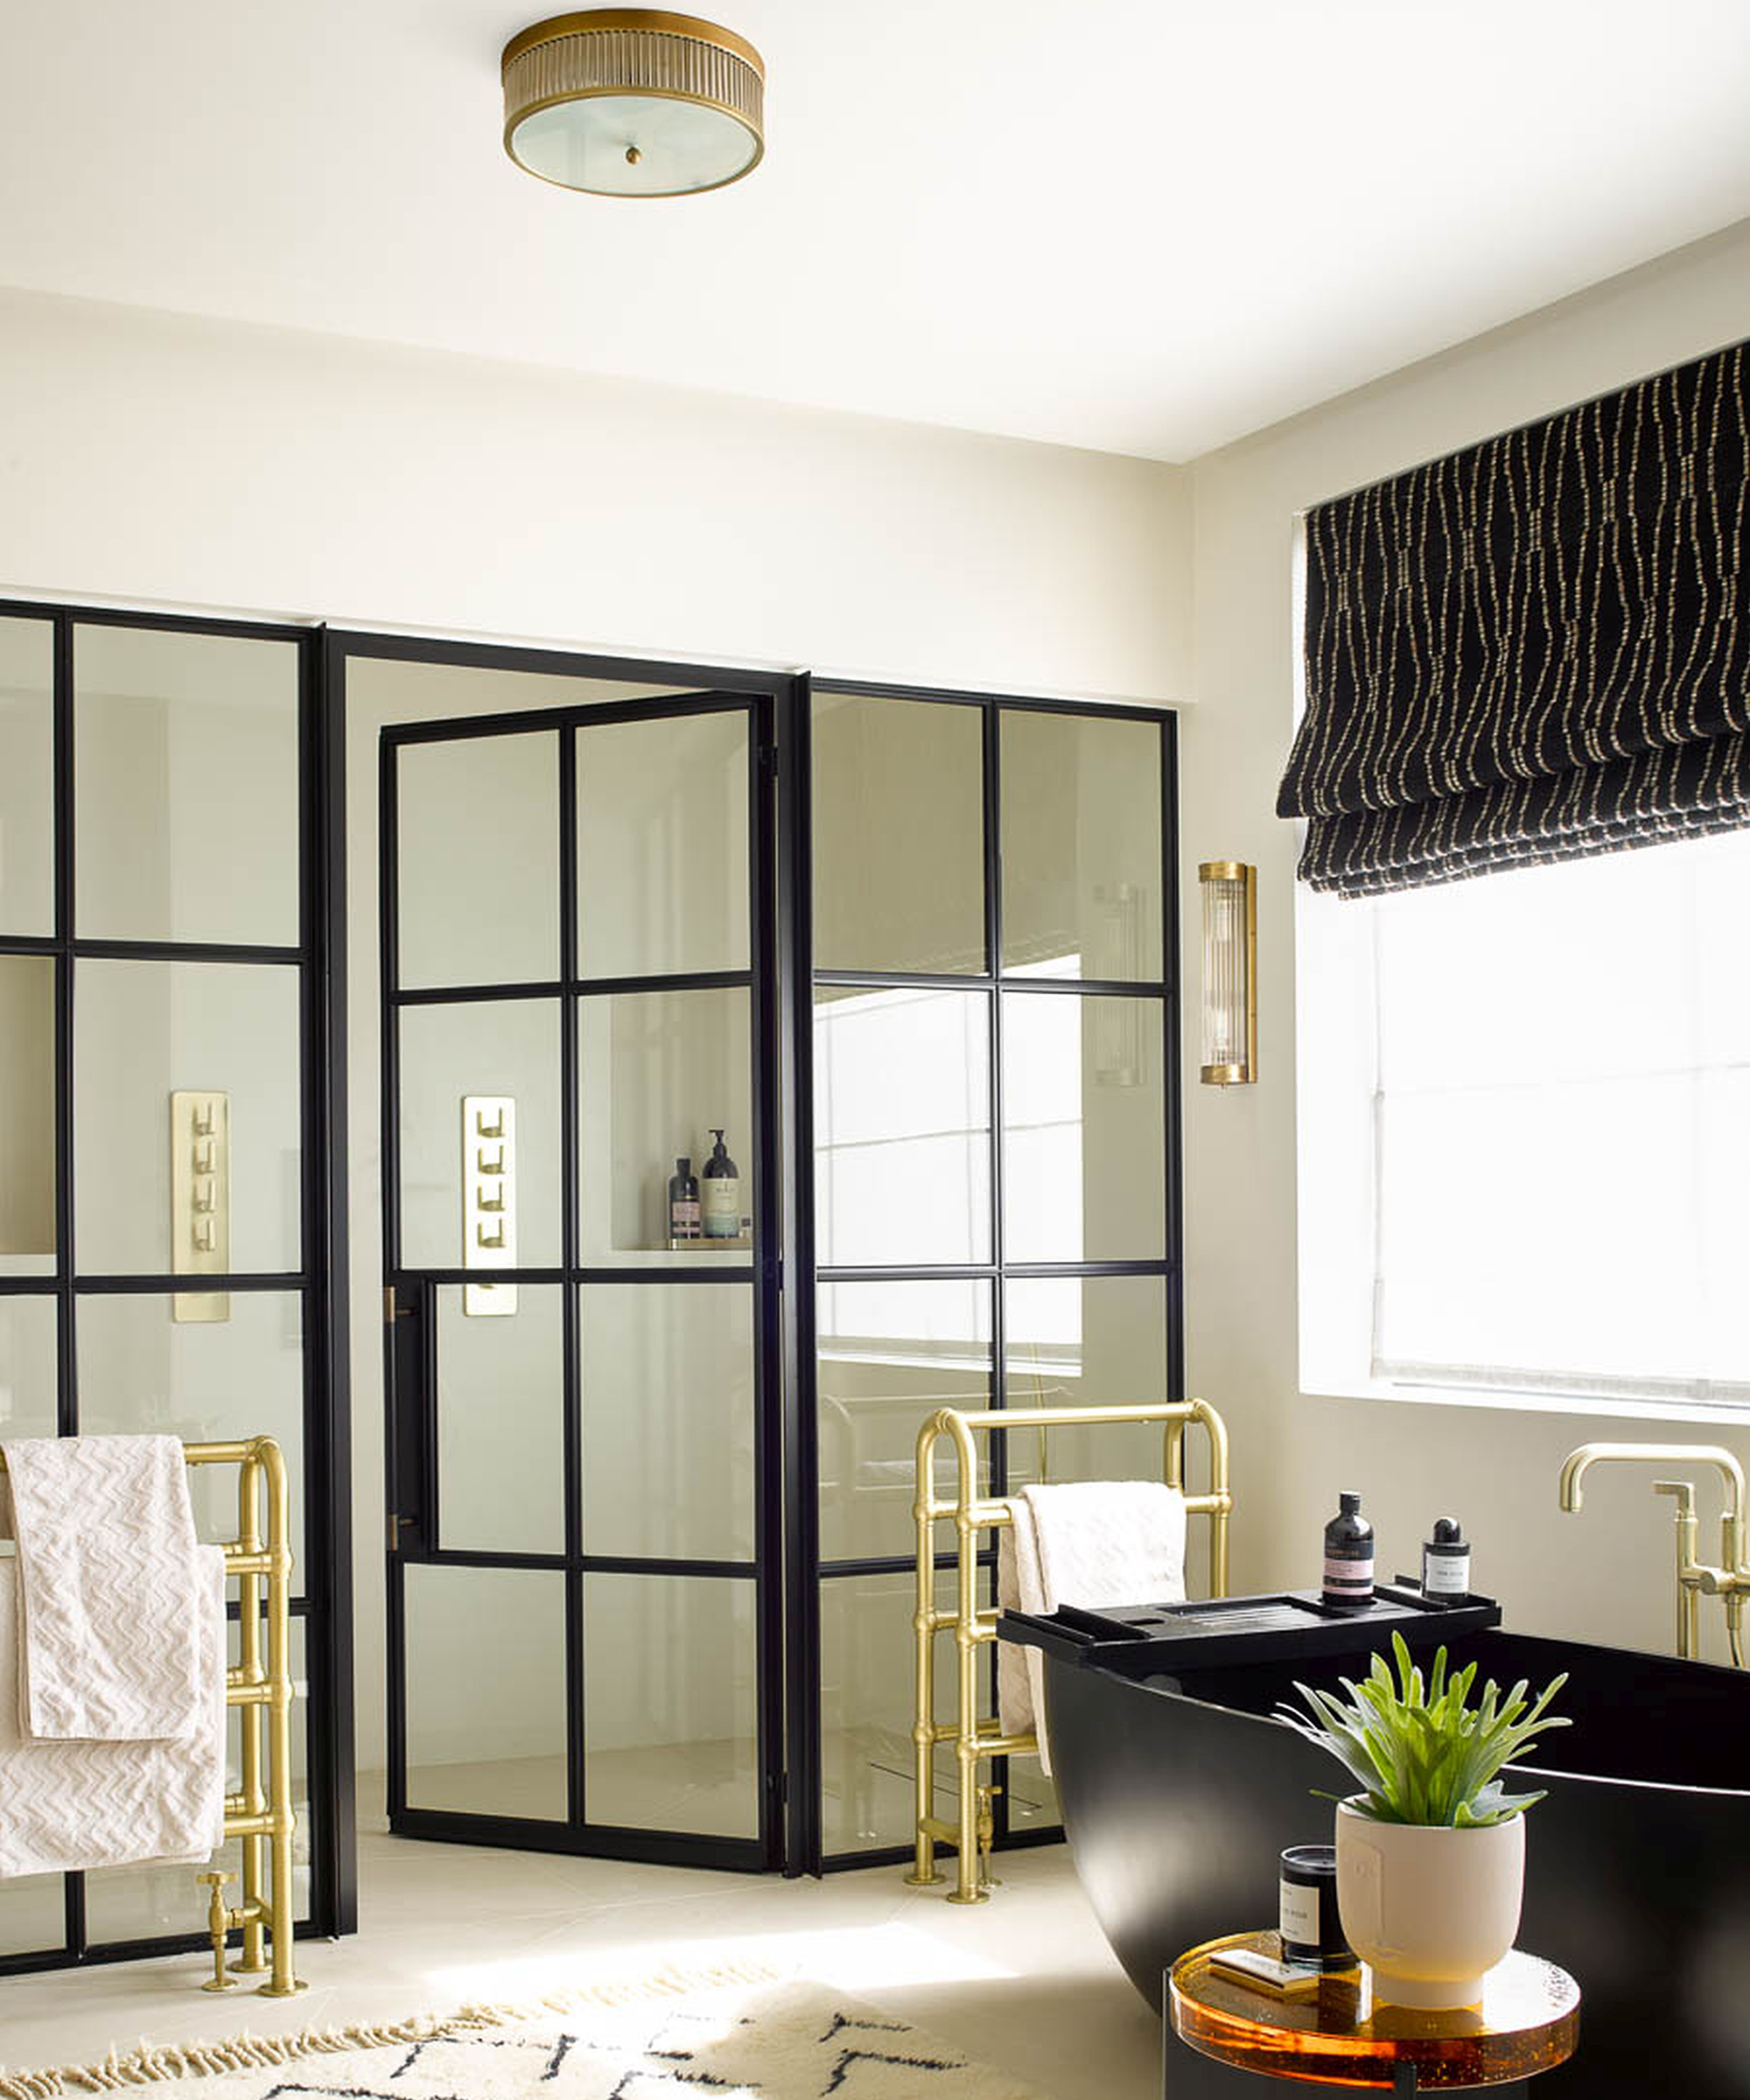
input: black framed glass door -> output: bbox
[380,687,782,1869]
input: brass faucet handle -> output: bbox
[1653,1479,1698,1510]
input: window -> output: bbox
[1298,829,1750,1417]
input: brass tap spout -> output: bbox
[1558,1442,1745,1523]
[1558,1443,1749,1664]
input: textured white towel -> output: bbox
[0,1546,228,1876]
[3,1434,205,1741]
[998,1480,1186,1774]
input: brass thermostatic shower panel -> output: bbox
[172,1090,231,1322]
[463,1095,518,1315]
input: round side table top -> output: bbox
[1168,1931,1579,2090]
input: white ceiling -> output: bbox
[4,2,1749,461]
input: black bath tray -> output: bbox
[998,1582,1502,1677]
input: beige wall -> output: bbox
[1182,218,1750,1662]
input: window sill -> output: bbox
[1301,1374,1750,1430]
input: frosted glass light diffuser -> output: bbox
[1200,861,1256,1084]
[502,10,765,198]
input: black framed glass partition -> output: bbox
[796,685,1184,1870]
[0,601,351,1974]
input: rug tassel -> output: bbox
[0,1960,783,2099]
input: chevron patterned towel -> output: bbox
[3,1433,205,1741]
[0,1546,228,1877]
[997,1480,1186,1773]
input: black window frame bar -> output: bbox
[367,645,791,1874]
[0,596,354,1978]
[789,679,1184,1873]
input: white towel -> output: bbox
[0,1547,228,1876]
[998,1480,1186,1774]
[3,1434,205,1742]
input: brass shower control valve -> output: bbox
[198,1870,242,1992]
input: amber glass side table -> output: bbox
[1166,1931,1579,2095]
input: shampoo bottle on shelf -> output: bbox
[702,1128,741,1240]
[1422,1516,1471,1600]
[668,1157,700,1245]
[1321,1491,1374,1610]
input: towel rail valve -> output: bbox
[198,1872,240,1992]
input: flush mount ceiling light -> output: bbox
[501,10,766,198]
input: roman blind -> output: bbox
[1278,338,1750,897]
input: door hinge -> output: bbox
[760,744,779,779]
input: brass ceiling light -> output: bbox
[501,10,766,199]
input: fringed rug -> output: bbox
[0,1966,1048,2100]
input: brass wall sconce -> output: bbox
[1199,861,1256,1085]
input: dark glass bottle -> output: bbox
[1322,1491,1374,1609]
[702,1128,741,1240]
[668,1156,700,1243]
[1422,1516,1471,1600]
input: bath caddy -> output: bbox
[1000,1582,1502,1679]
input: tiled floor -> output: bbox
[0,1830,1160,2100]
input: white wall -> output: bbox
[1183,218,1750,1660]
[0,288,1193,705]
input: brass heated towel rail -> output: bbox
[909,1400,1231,1904]
[0,1434,304,1996]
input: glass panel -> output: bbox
[398,998,562,1269]
[404,1564,567,1819]
[0,1874,63,1957]
[0,1295,57,1442]
[0,956,56,1277]
[86,1621,311,1944]
[820,1567,962,1857]
[583,1575,758,1838]
[581,1284,754,1561]
[1000,710,1163,980]
[74,958,302,1276]
[436,1284,564,1556]
[1001,991,1165,1264]
[577,712,750,978]
[77,1293,307,1590]
[0,617,53,936]
[397,732,559,990]
[818,1278,991,1564]
[815,986,991,1268]
[1004,1275,1170,1495]
[74,624,300,948]
[578,987,752,1264]
[812,692,985,975]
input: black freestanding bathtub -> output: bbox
[1017,1623,1750,2096]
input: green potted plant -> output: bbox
[1278,1632,1569,2009]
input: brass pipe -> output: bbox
[911,1399,1231,1902]
[1653,1481,1702,1662]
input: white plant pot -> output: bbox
[1334,1797,1525,2010]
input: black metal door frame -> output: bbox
[367,646,789,1872]
[0,597,354,1977]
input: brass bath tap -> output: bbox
[1558,1443,1748,1665]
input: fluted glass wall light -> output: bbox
[1199,861,1256,1085]
[501,10,766,198]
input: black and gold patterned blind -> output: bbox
[1278,338,1750,896]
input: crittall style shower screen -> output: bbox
[358,635,1184,1880]
[0,605,1182,1976]
[0,598,352,1978]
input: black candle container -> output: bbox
[1278,1843,1352,1970]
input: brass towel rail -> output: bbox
[908,1400,1232,1905]
[0,1434,304,1996]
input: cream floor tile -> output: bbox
[0,1832,1158,2100]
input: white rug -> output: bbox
[0,1970,1049,2100]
